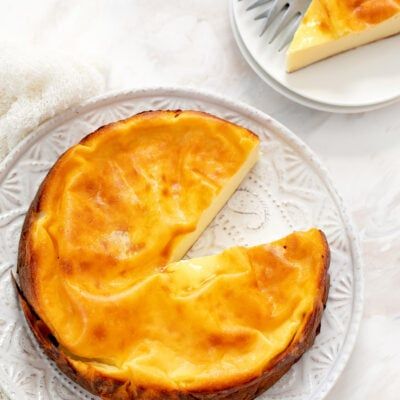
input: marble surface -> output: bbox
[0,1,399,399]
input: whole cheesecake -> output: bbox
[17,110,330,400]
[286,0,400,72]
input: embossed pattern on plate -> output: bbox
[0,88,363,400]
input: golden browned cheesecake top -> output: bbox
[28,110,258,296]
[64,229,328,391]
[293,0,400,45]
[349,0,400,24]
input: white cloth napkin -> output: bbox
[0,43,105,161]
[0,43,104,400]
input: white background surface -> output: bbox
[0,1,399,399]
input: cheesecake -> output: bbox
[286,0,400,72]
[17,110,330,400]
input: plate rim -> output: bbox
[0,87,364,400]
[229,0,400,113]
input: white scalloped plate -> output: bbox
[0,88,363,400]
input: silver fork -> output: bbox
[240,0,309,50]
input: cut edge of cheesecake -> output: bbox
[286,11,400,72]
[169,140,259,262]
[15,229,330,400]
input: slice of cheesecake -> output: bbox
[286,0,400,72]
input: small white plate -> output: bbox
[230,0,400,113]
[0,88,363,400]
